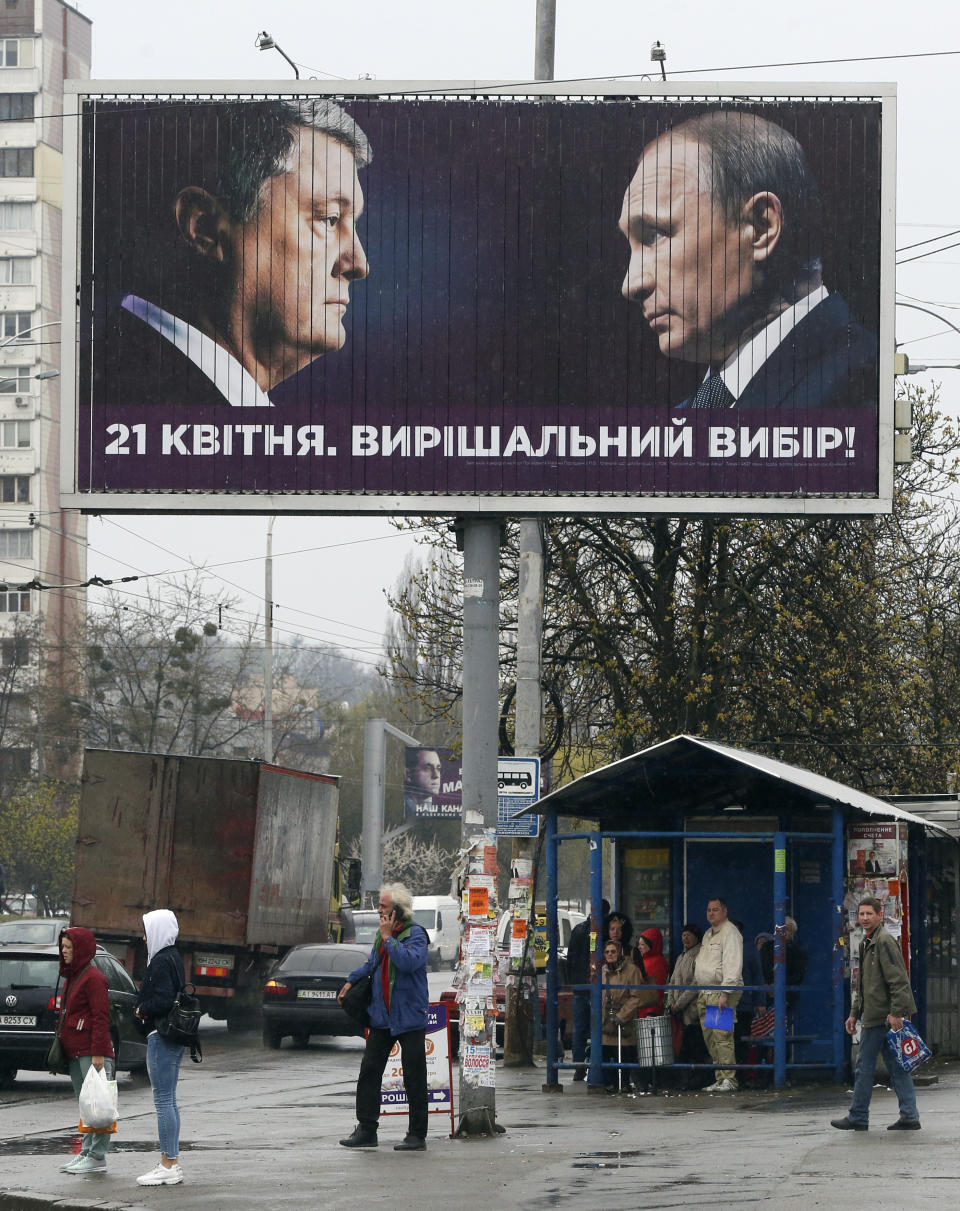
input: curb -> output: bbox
[0,1192,146,1211]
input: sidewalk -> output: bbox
[1,1060,956,1210]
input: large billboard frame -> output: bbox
[61,80,896,517]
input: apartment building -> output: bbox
[0,0,89,784]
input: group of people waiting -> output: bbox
[567,896,807,1092]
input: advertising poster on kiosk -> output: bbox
[844,822,910,1004]
[63,84,894,517]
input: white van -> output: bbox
[412,895,460,970]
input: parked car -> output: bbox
[0,918,69,946]
[0,943,147,1088]
[440,972,573,1055]
[2,892,38,917]
[494,907,586,981]
[261,943,370,1049]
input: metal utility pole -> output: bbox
[263,517,275,762]
[502,0,556,1069]
[503,519,543,1065]
[534,1,556,80]
[456,517,503,1135]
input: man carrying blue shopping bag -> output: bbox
[831,896,921,1133]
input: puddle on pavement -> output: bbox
[572,1149,644,1170]
[0,1136,270,1156]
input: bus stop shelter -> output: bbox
[522,734,940,1090]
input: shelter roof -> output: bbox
[526,735,944,831]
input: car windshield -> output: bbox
[355,925,379,943]
[0,921,59,945]
[0,956,57,988]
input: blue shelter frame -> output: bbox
[524,735,937,1092]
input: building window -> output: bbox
[0,93,32,121]
[0,201,31,229]
[0,367,30,393]
[0,257,30,284]
[0,527,31,556]
[0,635,29,665]
[0,421,29,448]
[0,590,30,611]
[1,39,18,67]
[0,146,32,176]
[0,474,29,501]
[0,312,31,339]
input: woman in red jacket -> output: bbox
[635,928,669,1015]
[57,928,115,1175]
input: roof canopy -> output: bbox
[527,735,939,830]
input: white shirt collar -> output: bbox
[716,285,829,405]
[121,294,274,408]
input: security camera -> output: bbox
[650,41,666,62]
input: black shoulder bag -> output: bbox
[340,973,373,1028]
[158,981,203,1064]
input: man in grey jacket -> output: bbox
[831,896,920,1131]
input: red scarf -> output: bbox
[379,940,392,1011]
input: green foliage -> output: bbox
[0,779,77,915]
[385,387,960,798]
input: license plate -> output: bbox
[0,1014,37,1026]
[195,952,233,969]
[297,989,336,1000]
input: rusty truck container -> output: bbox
[73,749,341,1025]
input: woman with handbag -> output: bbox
[134,909,186,1188]
[57,927,115,1174]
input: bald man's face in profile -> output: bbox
[618,135,758,365]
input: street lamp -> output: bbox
[255,30,299,78]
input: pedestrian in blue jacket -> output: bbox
[338,882,429,1151]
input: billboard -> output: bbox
[403,745,461,819]
[62,83,895,515]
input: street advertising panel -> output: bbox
[403,745,461,819]
[378,1001,454,1135]
[62,82,895,516]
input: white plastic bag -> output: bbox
[79,1063,119,1129]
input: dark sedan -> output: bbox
[0,943,147,1087]
[262,943,371,1049]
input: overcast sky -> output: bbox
[74,0,960,667]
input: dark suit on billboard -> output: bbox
[88,300,272,410]
[678,294,877,411]
[734,294,877,411]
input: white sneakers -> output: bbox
[704,1078,739,1092]
[137,1162,184,1186]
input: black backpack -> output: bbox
[158,982,203,1064]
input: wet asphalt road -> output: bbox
[2,980,959,1211]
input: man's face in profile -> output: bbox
[229,126,368,381]
[407,750,442,797]
[619,136,756,365]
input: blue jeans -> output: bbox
[848,1025,918,1124]
[69,1055,115,1159]
[572,992,591,1065]
[147,1032,185,1158]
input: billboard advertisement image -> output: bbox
[403,745,462,819]
[63,83,894,515]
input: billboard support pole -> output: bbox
[456,517,504,1136]
[503,518,543,1067]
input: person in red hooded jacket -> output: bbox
[57,927,115,1174]
[635,928,669,1016]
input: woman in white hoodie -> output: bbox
[134,909,186,1187]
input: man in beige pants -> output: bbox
[694,898,743,1092]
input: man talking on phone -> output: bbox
[338,882,430,1151]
